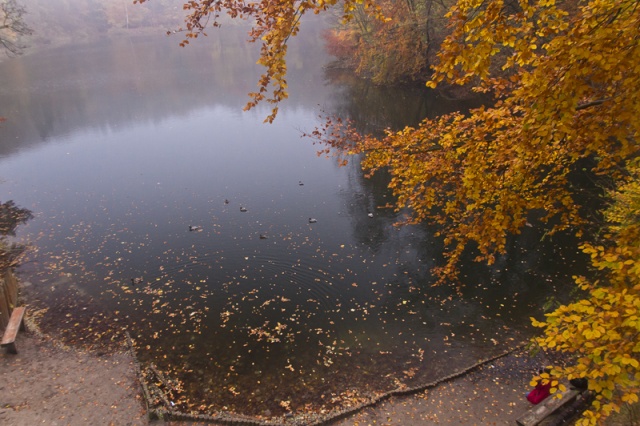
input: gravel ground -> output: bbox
[0,333,147,426]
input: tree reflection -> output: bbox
[0,200,32,269]
[323,68,484,136]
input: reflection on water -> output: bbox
[0,26,587,419]
[323,68,485,136]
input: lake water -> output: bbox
[0,25,587,419]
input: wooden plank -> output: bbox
[516,388,580,426]
[1,306,26,354]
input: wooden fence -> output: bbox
[0,269,19,332]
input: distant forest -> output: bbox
[19,0,226,48]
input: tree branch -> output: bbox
[576,98,610,111]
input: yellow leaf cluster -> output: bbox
[533,160,640,424]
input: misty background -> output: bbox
[17,0,254,49]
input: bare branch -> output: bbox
[0,0,33,56]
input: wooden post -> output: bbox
[0,269,19,332]
[0,277,9,330]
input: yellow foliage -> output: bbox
[318,0,640,287]
[533,160,640,424]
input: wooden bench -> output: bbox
[516,387,581,426]
[1,306,26,354]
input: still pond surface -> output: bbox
[0,26,586,418]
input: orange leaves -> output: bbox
[322,27,359,61]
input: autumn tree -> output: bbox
[0,200,32,270]
[532,159,640,424]
[320,0,640,422]
[0,0,32,55]
[141,0,639,422]
[345,0,639,418]
[323,0,453,84]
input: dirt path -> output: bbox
[0,333,147,426]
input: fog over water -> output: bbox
[0,21,587,418]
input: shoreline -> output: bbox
[13,272,548,425]
[1,325,549,426]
